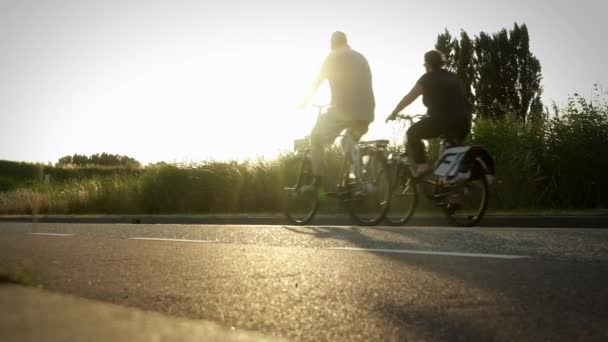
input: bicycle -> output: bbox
[283,105,391,226]
[385,114,495,227]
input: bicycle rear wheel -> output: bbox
[346,152,391,226]
[441,160,488,227]
[284,154,319,225]
[385,164,418,225]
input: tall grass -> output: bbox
[543,94,608,208]
[472,115,547,209]
[0,149,341,214]
[0,161,141,193]
[472,93,608,209]
[0,175,142,215]
[1,93,606,214]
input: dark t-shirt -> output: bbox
[417,69,470,127]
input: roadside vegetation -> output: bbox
[1,92,606,215]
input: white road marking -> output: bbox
[329,247,530,259]
[29,233,74,237]
[128,237,214,243]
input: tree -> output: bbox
[454,31,476,114]
[436,23,543,122]
[436,30,476,115]
[57,155,73,165]
[435,29,455,68]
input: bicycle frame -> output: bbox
[287,115,391,225]
[388,114,469,200]
[293,132,371,197]
[296,104,369,192]
[389,113,495,199]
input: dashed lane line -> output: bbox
[127,237,215,243]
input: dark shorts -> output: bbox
[310,111,370,145]
[406,115,470,163]
[407,115,470,142]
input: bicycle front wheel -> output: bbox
[385,163,418,225]
[346,153,391,226]
[284,154,319,225]
[441,161,489,227]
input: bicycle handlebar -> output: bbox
[395,114,426,122]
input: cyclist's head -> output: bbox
[424,50,447,71]
[330,31,348,50]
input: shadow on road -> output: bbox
[281,225,608,340]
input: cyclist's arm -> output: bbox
[299,73,324,108]
[299,58,329,108]
[388,84,423,119]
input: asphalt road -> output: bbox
[2,214,608,227]
[1,222,608,341]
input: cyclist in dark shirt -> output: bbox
[386,50,471,177]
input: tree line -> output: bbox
[435,23,543,122]
[57,153,141,168]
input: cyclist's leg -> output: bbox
[341,121,369,154]
[309,111,344,179]
[406,116,443,175]
[343,121,370,179]
[445,121,470,146]
[406,116,443,163]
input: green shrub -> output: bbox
[472,114,547,209]
[543,94,608,208]
[0,161,45,191]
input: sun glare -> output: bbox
[179,45,330,162]
[59,39,409,165]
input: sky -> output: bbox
[1,0,606,164]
